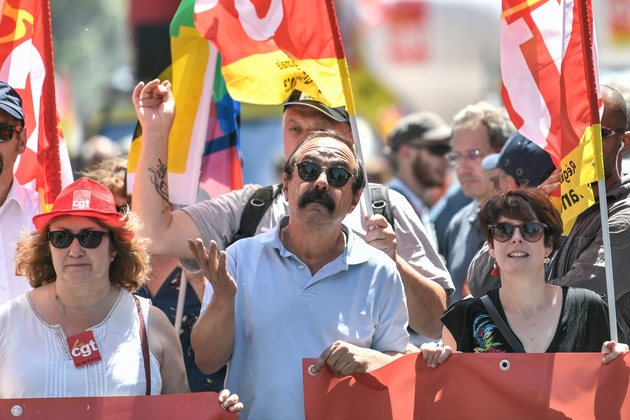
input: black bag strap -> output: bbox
[133,295,151,395]
[369,183,394,227]
[230,183,283,245]
[481,295,525,353]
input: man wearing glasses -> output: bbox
[385,111,452,250]
[0,81,40,305]
[547,85,630,342]
[188,129,410,419]
[132,81,452,341]
[442,102,514,302]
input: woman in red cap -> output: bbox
[0,177,242,411]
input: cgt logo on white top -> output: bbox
[72,190,91,210]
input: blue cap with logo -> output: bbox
[0,81,24,122]
[482,132,556,187]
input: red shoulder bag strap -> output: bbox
[133,295,151,395]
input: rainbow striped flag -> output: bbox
[127,0,242,204]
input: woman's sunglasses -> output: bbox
[48,231,110,249]
[294,161,354,188]
[489,222,547,243]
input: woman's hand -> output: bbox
[601,340,629,364]
[218,388,243,413]
[420,341,452,368]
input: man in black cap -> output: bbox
[466,132,556,297]
[133,80,453,340]
[0,81,40,304]
[386,111,452,249]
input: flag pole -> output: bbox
[576,0,618,342]
[325,0,373,217]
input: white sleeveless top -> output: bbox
[0,289,162,397]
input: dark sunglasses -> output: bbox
[601,127,626,139]
[294,161,354,188]
[48,231,110,249]
[408,143,452,156]
[489,222,547,243]
[0,124,22,142]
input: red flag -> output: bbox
[0,0,72,212]
[304,353,630,419]
[194,0,349,110]
[500,0,602,232]
[0,392,237,419]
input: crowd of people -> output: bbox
[1,73,629,419]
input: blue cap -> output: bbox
[482,132,555,187]
[0,81,24,122]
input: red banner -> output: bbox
[0,392,238,419]
[304,352,630,419]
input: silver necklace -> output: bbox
[54,284,112,315]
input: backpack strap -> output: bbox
[481,295,525,353]
[230,183,283,245]
[369,183,394,227]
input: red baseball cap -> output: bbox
[33,177,126,231]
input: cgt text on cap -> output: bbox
[33,177,126,231]
[387,111,452,151]
[0,81,24,122]
[283,90,349,123]
[482,132,556,187]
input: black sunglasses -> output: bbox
[0,124,22,142]
[601,127,626,139]
[294,161,354,188]
[489,222,547,243]
[408,143,452,156]
[48,231,110,249]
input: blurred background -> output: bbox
[50,0,630,185]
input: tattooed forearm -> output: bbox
[148,159,170,212]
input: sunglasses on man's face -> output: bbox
[0,124,22,142]
[408,143,452,156]
[601,127,626,140]
[294,161,354,188]
[489,222,547,243]
[48,231,110,249]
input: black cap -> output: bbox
[387,112,452,151]
[0,81,24,122]
[482,132,556,187]
[283,90,349,123]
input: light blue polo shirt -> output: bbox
[201,216,410,420]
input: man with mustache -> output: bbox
[189,129,410,419]
[0,81,40,305]
[132,80,452,340]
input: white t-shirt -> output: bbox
[0,178,39,304]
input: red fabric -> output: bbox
[194,0,343,66]
[303,352,630,419]
[0,0,66,209]
[0,392,237,419]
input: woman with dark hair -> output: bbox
[0,177,242,412]
[421,188,628,366]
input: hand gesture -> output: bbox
[420,341,452,368]
[537,167,561,196]
[363,214,397,260]
[218,388,243,413]
[310,340,394,377]
[601,340,629,364]
[187,239,237,301]
[132,79,175,135]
